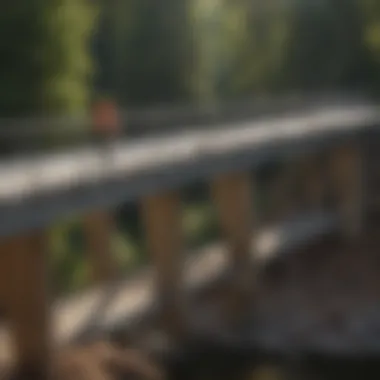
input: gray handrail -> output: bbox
[0,101,378,237]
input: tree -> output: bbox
[281,0,374,92]
[190,0,292,100]
[0,0,97,155]
[94,0,193,106]
[360,0,380,93]
[222,0,291,97]
[0,0,96,117]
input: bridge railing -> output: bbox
[0,92,372,153]
[0,99,378,377]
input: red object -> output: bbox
[92,100,120,137]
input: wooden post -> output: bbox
[140,191,184,339]
[0,231,51,379]
[330,143,364,238]
[84,211,116,284]
[211,172,254,325]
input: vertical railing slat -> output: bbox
[1,231,51,379]
[211,172,255,325]
[141,191,185,339]
[84,211,116,284]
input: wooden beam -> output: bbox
[84,211,116,284]
[329,144,364,238]
[140,192,185,339]
[1,231,51,379]
[211,172,255,325]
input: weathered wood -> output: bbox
[211,172,255,324]
[140,192,185,339]
[0,231,51,379]
[84,211,116,283]
[330,144,364,238]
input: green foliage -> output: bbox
[41,0,97,116]
[0,0,97,117]
[49,200,221,295]
[281,0,373,91]
[49,214,142,296]
[0,2,44,116]
[222,0,292,96]
[49,218,88,295]
[183,202,219,249]
[189,0,380,99]
[190,0,226,101]
[360,0,380,92]
[94,0,193,105]
[5,0,380,295]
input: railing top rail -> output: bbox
[0,92,372,136]
[0,102,378,237]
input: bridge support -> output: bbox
[141,191,185,340]
[330,143,364,238]
[0,231,51,379]
[84,211,116,283]
[211,172,255,326]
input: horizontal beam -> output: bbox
[0,92,369,138]
[0,103,377,237]
[0,211,338,363]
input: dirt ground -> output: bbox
[5,225,380,380]
[252,225,380,356]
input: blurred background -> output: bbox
[2,2,380,379]
[2,0,380,150]
[0,0,379,295]
[1,0,380,356]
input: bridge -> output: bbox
[0,95,380,379]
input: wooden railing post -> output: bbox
[84,211,116,284]
[330,143,364,238]
[0,231,51,379]
[141,191,185,339]
[211,172,254,325]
